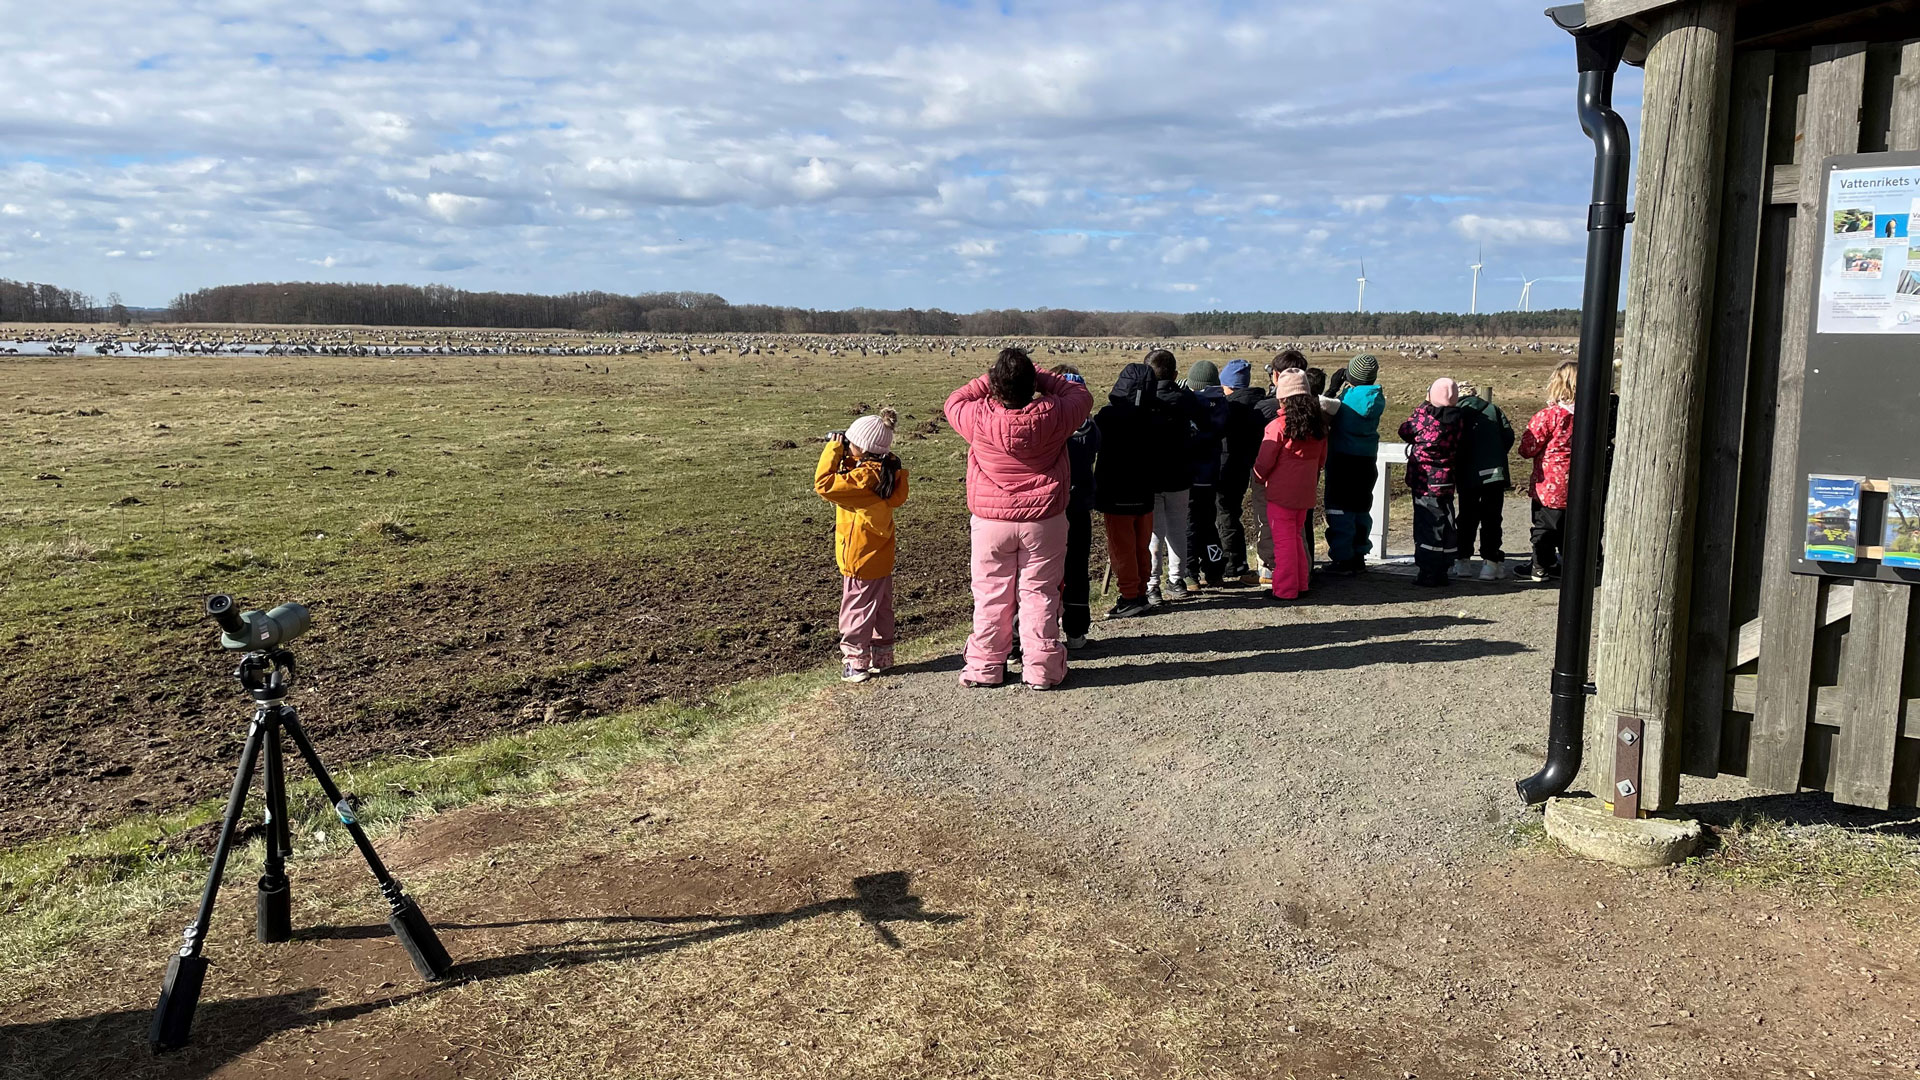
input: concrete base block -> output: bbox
[1543,795,1703,869]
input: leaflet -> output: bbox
[1804,474,1863,564]
[1885,479,1920,570]
[1818,164,1920,334]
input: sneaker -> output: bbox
[1145,586,1163,608]
[960,677,1000,689]
[842,663,871,684]
[1027,679,1063,692]
[1453,559,1475,578]
[1258,570,1273,586]
[1480,561,1506,582]
[1065,635,1089,650]
[1237,571,1263,586]
[1164,580,1190,601]
[1106,597,1150,619]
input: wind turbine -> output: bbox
[1469,245,1484,315]
[1518,274,1541,312]
[1355,259,1369,314]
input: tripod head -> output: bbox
[235,649,296,703]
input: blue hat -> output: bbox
[1221,359,1252,390]
[1060,372,1086,386]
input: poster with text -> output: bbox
[1886,479,1920,570]
[1818,164,1920,333]
[1805,474,1862,564]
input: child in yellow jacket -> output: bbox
[814,408,909,683]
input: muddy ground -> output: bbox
[0,527,973,843]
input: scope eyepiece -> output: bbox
[207,594,312,651]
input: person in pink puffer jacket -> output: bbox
[944,347,1095,689]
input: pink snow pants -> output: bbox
[962,514,1068,687]
[1264,503,1312,600]
[839,575,895,670]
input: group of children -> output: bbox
[812,348,1583,681]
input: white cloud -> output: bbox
[1038,232,1090,257]
[1453,213,1583,245]
[1164,282,1199,292]
[0,1,1624,311]
[1337,195,1392,214]
[1162,237,1211,265]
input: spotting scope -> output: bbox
[206,594,311,651]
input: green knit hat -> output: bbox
[1185,359,1221,387]
[1347,352,1379,385]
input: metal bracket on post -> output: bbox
[1613,714,1645,819]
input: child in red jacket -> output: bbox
[1519,361,1577,581]
[1252,370,1328,601]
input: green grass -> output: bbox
[1680,815,1920,902]
[0,654,849,977]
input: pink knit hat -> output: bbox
[1427,378,1458,408]
[1274,369,1311,400]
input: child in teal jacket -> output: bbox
[1323,353,1385,574]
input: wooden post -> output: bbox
[1679,49,1777,778]
[1588,0,1737,811]
[1749,43,1869,794]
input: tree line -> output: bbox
[0,278,100,323]
[5,278,1586,337]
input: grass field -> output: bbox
[0,334,1562,844]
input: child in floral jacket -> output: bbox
[1398,378,1465,587]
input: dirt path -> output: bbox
[5,577,1917,1079]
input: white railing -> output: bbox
[1368,443,1410,563]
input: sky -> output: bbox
[0,1,1641,313]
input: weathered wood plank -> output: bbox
[1683,48,1777,779]
[1831,584,1912,808]
[1733,581,1854,667]
[1586,0,1685,26]
[1892,40,1920,149]
[1749,42,1868,795]
[1862,42,1904,153]
[1727,674,1920,739]
[1769,163,1799,204]
[1591,0,1738,810]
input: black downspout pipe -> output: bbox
[1517,11,1635,805]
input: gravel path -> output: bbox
[844,550,1760,908]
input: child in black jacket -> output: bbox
[1053,365,1101,646]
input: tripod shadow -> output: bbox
[9,873,958,1076]
[450,870,963,979]
[0,987,429,1079]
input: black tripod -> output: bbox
[151,646,453,1052]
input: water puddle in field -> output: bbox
[0,340,284,356]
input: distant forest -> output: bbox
[3,278,1585,337]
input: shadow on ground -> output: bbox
[3,872,960,1079]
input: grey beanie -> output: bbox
[1348,353,1379,385]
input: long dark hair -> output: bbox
[990,347,1036,407]
[1281,394,1326,441]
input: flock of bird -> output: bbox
[0,325,1580,362]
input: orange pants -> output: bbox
[1103,512,1154,601]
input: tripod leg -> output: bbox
[279,707,452,981]
[256,719,293,944]
[152,712,268,1053]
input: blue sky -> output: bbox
[0,1,1640,312]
